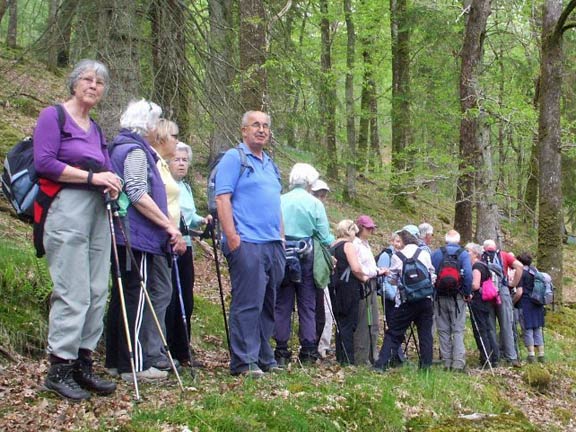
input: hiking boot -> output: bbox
[509,359,522,368]
[537,356,545,363]
[274,348,292,367]
[298,348,320,365]
[44,362,91,401]
[121,367,168,382]
[232,364,264,379]
[74,358,116,395]
[527,355,536,364]
[152,358,180,371]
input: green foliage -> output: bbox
[522,365,552,393]
[0,242,51,356]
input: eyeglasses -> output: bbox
[80,76,105,86]
[246,122,270,130]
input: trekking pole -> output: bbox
[105,197,140,401]
[115,216,185,392]
[208,221,231,354]
[467,303,495,376]
[324,289,351,365]
[365,284,375,365]
[172,253,196,378]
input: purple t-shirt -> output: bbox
[33,105,111,181]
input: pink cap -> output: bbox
[356,215,377,229]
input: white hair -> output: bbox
[175,141,192,160]
[120,99,162,136]
[445,230,461,244]
[241,110,271,127]
[465,242,483,257]
[68,59,109,96]
[483,239,497,250]
[419,222,433,237]
[289,163,319,189]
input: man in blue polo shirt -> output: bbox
[215,110,285,378]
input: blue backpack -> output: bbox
[396,248,433,303]
[526,266,554,306]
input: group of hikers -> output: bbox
[32,59,550,402]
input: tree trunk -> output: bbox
[389,0,411,207]
[0,0,8,25]
[150,0,190,139]
[239,0,268,112]
[319,0,338,179]
[95,0,141,138]
[6,0,17,48]
[475,110,501,243]
[343,0,356,201]
[207,0,239,161]
[453,0,491,243]
[537,0,566,303]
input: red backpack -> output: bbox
[435,247,463,296]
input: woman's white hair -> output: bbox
[175,141,192,161]
[120,99,162,136]
[289,163,319,189]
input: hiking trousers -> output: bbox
[375,298,434,369]
[496,287,518,361]
[354,284,380,365]
[434,295,466,370]
[224,241,285,374]
[44,189,110,360]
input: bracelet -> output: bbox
[87,169,94,185]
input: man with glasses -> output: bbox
[215,111,284,378]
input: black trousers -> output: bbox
[165,246,195,362]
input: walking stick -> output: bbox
[172,253,196,378]
[115,215,185,392]
[467,303,495,375]
[208,221,231,354]
[324,288,351,365]
[106,199,140,401]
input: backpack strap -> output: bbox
[413,248,422,261]
[54,104,66,133]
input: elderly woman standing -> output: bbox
[165,142,211,366]
[274,163,335,366]
[34,59,121,400]
[106,100,183,382]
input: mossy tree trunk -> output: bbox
[343,0,357,202]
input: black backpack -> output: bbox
[1,105,65,221]
[206,146,253,218]
[396,248,433,303]
[435,247,464,296]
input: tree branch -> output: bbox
[554,0,576,39]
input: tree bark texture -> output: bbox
[239,0,268,112]
[95,0,141,138]
[343,0,357,201]
[319,0,338,179]
[44,0,80,69]
[207,0,239,161]
[0,0,7,25]
[6,0,17,48]
[537,0,565,302]
[150,0,190,139]
[390,0,411,205]
[453,0,491,242]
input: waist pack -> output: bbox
[284,239,312,283]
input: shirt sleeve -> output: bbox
[182,183,204,229]
[215,149,242,195]
[33,106,67,180]
[123,149,148,203]
[314,200,335,245]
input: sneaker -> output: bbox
[74,358,116,395]
[232,365,265,379]
[121,367,168,382]
[43,362,91,401]
[152,358,180,371]
[509,359,522,368]
[106,368,119,377]
[260,364,283,373]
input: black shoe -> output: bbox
[152,358,181,372]
[274,348,292,367]
[74,358,116,395]
[298,348,320,364]
[44,362,91,401]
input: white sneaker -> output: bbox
[121,367,168,382]
[106,368,119,377]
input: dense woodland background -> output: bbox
[1,0,576,301]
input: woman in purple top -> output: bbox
[34,59,121,401]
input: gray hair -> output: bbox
[419,222,433,238]
[120,99,162,136]
[175,141,192,160]
[68,59,109,96]
[289,163,319,189]
[465,242,483,258]
[445,229,461,244]
[241,110,271,127]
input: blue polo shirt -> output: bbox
[215,142,282,243]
